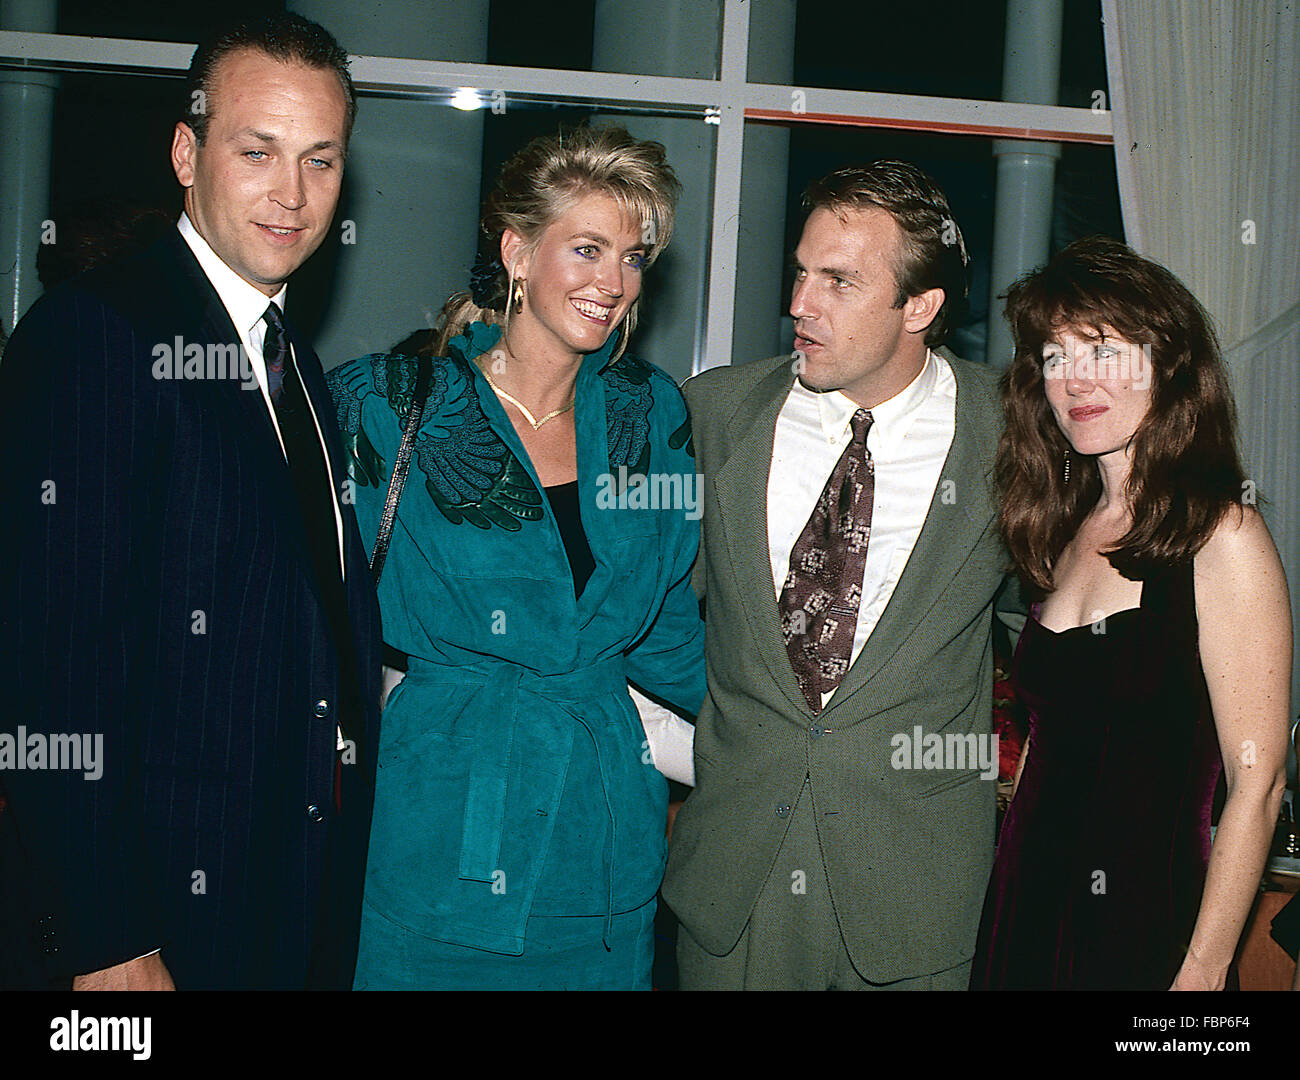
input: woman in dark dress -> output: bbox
[971,237,1292,990]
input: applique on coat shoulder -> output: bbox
[327,353,544,532]
[329,344,694,529]
[413,358,544,531]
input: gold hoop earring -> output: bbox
[510,277,525,315]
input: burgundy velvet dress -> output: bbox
[971,561,1225,990]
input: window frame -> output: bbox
[0,1,1113,372]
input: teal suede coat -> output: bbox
[327,323,705,954]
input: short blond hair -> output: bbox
[435,124,680,358]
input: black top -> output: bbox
[544,481,595,599]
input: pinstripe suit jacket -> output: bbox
[662,353,1017,984]
[0,231,382,989]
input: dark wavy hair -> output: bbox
[181,13,356,146]
[802,160,969,346]
[997,236,1248,590]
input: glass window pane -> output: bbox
[32,66,713,381]
[751,0,1108,110]
[735,120,1120,367]
[492,0,722,80]
[58,0,282,44]
[53,1,725,80]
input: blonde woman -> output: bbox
[328,126,704,989]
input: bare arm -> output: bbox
[73,952,174,991]
[1172,507,1292,990]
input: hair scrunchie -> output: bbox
[469,251,506,311]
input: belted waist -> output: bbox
[402,655,628,701]
[400,655,629,914]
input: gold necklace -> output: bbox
[477,362,575,431]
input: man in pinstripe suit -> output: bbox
[0,14,382,989]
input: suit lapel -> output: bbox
[150,235,333,610]
[156,234,291,471]
[825,357,998,714]
[713,360,814,717]
[143,233,376,757]
[289,317,381,753]
[286,314,372,584]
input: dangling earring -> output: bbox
[1062,447,1071,485]
[510,277,525,315]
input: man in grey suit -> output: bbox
[662,161,1017,990]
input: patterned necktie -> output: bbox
[264,305,287,401]
[778,408,875,712]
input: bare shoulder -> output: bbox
[1196,505,1283,575]
[1194,505,1290,613]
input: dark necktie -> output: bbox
[263,303,362,771]
[778,408,875,713]
[263,302,340,586]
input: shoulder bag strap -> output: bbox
[369,356,433,583]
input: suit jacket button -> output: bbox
[313,699,330,719]
[306,804,323,822]
[775,804,791,818]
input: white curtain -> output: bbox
[1102,0,1300,711]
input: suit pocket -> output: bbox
[913,768,984,799]
[377,682,477,767]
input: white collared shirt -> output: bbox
[176,214,345,580]
[768,349,957,705]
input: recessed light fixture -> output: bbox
[450,87,482,111]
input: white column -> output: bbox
[0,0,58,339]
[289,0,489,365]
[735,0,795,366]
[987,0,1064,370]
[593,0,721,383]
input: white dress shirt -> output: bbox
[768,349,957,706]
[176,214,345,579]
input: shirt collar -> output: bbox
[177,212,287,338]
[800,348,937,458]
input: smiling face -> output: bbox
[790,206,941,409]
[171,48,348,297]
[502,191,647,363]
[1042,325,1154,463]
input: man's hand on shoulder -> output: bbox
[73,952,175,991]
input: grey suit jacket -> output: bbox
[662,351,1013,983]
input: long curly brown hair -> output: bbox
[997,236,1248,591]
